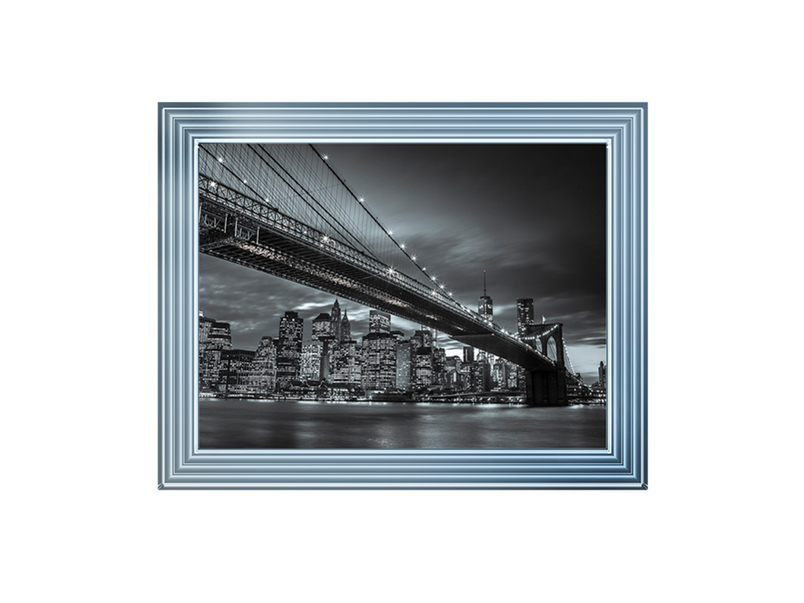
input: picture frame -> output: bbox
[158,102,647,489]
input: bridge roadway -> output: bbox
[198,175,558,374]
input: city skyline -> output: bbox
[199,143,606,383]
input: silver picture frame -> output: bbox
[158,102,647,489]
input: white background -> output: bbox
[3,2,801,601]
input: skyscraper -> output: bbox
[330,340,360,386]
[340,309,351,342]
[463,346,475,365]
[413,347,433,389]
[221,349,259,397]
[478,270,493,323]
[432,347,446,388]
[492,357,507,391]
[253,336,276,395]
[396,341,412,391]
[330,299,342,342]
[199,315,232,394]
[276,311,303,388]
[369,310,391,334]
[300,341,324,382]
[362,331,397,390]
[414,328,433,348]
[517,298,535,336]
[311,313,332,340]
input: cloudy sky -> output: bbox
[199,143,607,383]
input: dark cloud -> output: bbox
[199,144,607,383]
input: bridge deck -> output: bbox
[199,177,557,372]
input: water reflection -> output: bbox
[199,398,606,450]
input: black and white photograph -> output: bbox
[5,2,802,602]
[197,143,607,449]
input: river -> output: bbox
[199,398,606,449]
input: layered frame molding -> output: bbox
[158,103,647,489]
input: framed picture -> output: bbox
[158,103,647,489]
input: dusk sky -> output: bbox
[199,143,607,383]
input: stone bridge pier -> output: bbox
[525,369,568,406]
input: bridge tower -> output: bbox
[520,323,568,406]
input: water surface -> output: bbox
[199,398,606,449]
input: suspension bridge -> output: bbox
[198,143,579,405]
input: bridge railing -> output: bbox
[199,174,556,366]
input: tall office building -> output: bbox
[517,298,536,336]
[432,347,446,388]
[598,361,607,390]
[276,311,303,388]
[362,332,397,390]
[330,299,342,342]
[330,340,360,386]
[463,346,475,365]
[199,312,216,392]
[207,321,232,350]
[492,357,508,391]
[471,359,492,392]
[396,341,412,391]
[253,336,276,395]
[478,270,493,323]
[221,349,259,397]
[413,347,433,389]
[445,356,461,389]
[459,361,473,391]
[300,340,324,382]
[340,309,351,342]
[506,361,519,390]
[199,316,232,394]
[369,310,391,334]
[414,328,433,348]
[311,313,332,341]
[410,331,423,354]
[199,312,215,348]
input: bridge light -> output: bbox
[323,154,329,160]
[217,157,223,163]
[210,181,217,187]
[400,243,405,249]
[422,267,426,271]
[439,284,445,289]
[243,179,247,184]
[412,256,417,261]
[388,230,393,235]
[359,197,365,202]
